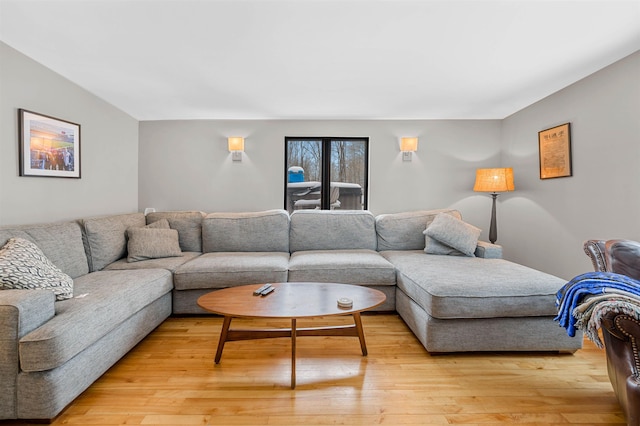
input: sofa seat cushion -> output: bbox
[288,249,396,286]
[18,268,172,372]
[174,252,290,290]
[104,252,202,273]
[382,250,565,319]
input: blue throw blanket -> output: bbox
[555,271,640,337]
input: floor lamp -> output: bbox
[473,168,515,244]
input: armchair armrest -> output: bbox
[602,311,640,346]
[475,241,502,259]
[601,311,640,425]
[584,240,607,272]
[0,290,55,419]
[584,239,640,280]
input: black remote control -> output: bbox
[253,283,272,296]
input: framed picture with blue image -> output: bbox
[18,109,81,178]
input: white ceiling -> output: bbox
[1,0,639,121]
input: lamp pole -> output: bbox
[489,193,498,244]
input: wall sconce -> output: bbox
[473,167,515,244]
[400,137,418,161]
[228,137,244,161]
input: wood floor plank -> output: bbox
[8,314,627,425]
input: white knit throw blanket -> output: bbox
[573,296,640,348]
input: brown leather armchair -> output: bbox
[584,239,640,426]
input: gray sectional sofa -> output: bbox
[0,208,582,421]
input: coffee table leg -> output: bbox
[215,316,232,364]
[353,312,368,356]
[291,318,297,389]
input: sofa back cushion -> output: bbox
[146,211,205,252]
[375,209,462,251]
[202,210,290,252]
[289,210,377,252]
[79,213,146,271]
[0,221,89,279]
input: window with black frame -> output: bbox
[284,137,368,214]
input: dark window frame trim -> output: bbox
[284,136,369,211]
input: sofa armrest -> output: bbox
[474,241,502,259]
[0,290,56,337]
[0,290,55,419]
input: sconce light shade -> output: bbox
[473,168,515,193]
[400,137,418,162]
[228,136,244,161]
[228,137,245,152]
[400,137,418,152]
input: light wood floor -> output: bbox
[19,314,626,425]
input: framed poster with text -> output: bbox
[538,122,571,179]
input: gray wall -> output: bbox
[0,42,139,225]
[500,51,640,279]
[138,119,501,231]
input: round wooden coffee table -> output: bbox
[197,282,386,388]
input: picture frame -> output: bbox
[538,122,572,179]
[18,109,81,178]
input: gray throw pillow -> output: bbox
[423,213,481,257]
[424,235,465,256]
[0,237,73,300]
[126,228,182,262]
[145,218,171,229]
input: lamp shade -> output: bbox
[228,137,244,152]
[400,137,418,152]
[473,168,514,193]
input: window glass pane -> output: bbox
[330,140,366,210]
[286,139,322,213]
[287,139,322,182]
